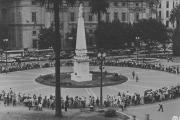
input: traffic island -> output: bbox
[35,71,128,88]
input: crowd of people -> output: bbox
[0,83,180,112]
[0,88,55,111]
[0,55,180,112]
[61,58,180,75]
[90,59,180,74]
[0,62,54,73]
[1,56,179,75]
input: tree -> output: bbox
[95,21,133,49]
[38,26,56,49]
[38,0,77,117]
[0,23,9,50]
[149,0,160,18]
[133,19,169,55]
[89,0,109,24]
[170,4,180,56]
[65,28,77,50]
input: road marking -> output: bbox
[84,88,91,96]
[123,84,157,89]
[84,88,97,98]
[23,86,50,93]
[107,86,128,93]
[88,88,97,98]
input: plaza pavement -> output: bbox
[0,59,180,120]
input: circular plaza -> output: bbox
[0,59,180,120]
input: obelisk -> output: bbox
[71,3,92,82]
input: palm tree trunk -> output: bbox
[54,0,62,117]
[97,11,101,25]
[173,20,180,56]
[97,11,101,48]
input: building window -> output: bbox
[122,2,126,7]
[32,31,37,36]
[70,12,75,22]
[1,8,7,15]
[159,11,161,19]
[135,3,139,7]
[166,1,169,8]
[33,39,38,49]
[166,10,169,18]
[135,13,139,21]
[106,13,110,22]
[122,12,126,21]
[166,20,169,27]
[89,14,93,21]
[32,0,37,5]
[114,2,118,7]
[88,1,92,6]
[114,12,118,21]
[159,3,161,8]
[1,8,7,18]
[89,29,93,34]
[32,12,36,23]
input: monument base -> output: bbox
[71,73,92,82]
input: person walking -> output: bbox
[136,75,139,82]
[96,97,100,107]
[64,100,69,112]
[132,71,135,79]
[158,103,164,112]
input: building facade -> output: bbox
[157,0,180,28]
[0,0,158,50]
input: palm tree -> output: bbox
[170,4,180,56]
[38,0,77,117]
[88,0,108,49]
[89,0,109,24]
[149,0,160,18]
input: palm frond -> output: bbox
[38,0,78,8]
[170,4,180,24]
[89,0,109,14]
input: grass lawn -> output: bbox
[35,72,128,88]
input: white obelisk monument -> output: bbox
[71,3,92,82]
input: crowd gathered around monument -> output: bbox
[0,52,180,112]
[0,57,179,75]
[0,83,180,112]
[0,61,54,73]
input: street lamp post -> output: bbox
[97,51,106,108]
[3,39,8,74]
[135,36,140,61]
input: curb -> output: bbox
[116,111,140,120]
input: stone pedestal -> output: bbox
[71,73,92,82]
[71,54,92,82]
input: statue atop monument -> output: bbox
[78,3,83,18]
